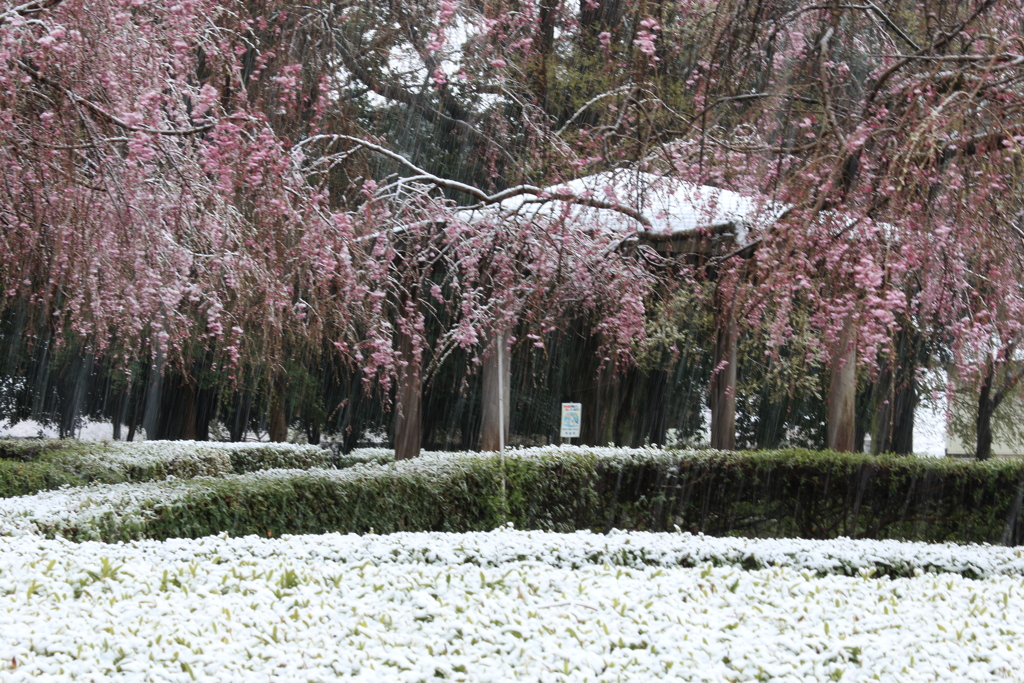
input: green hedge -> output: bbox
[9,447,1024,545]
[0,441,123,497]
[594,448,1024,545]
[0,439,332,498]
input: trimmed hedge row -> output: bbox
[336,446,1024,545]
[6,446,1024,545]
[4,450,595,541]
[0,439,332,497]
[597,448,1024,545]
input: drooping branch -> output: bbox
[18,62,217,137]
[300,134,653,227]
[0,0,64,24]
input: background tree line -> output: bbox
[0,0,1022,458]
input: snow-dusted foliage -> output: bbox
[335,447,396,468]
[5,445,1024,542]
[0,440,333,491]
[0,446,662,538]
[71,441,331,478]
[345,444,690,467]
[1,530,1024,680]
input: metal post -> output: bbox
[497,335,507,521]
[497,338,505,455]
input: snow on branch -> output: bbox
[17,61,217,137]
[298,134,654,227]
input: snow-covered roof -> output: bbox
[459,170,788,245]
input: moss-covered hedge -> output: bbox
[7,446,1024,545]
[0,439,332,498]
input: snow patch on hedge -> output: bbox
[71,440,332,476]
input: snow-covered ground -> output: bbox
[0,419,126,440]
[1,530,1022,682]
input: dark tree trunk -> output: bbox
[58,353,93,439]
[141,353,164,441]
[608,366,668,448]
[579,0,624,36]
[827,316,856,452]
[872,372,893,454]
[111,381,130,441]
[872,324,920,455]
[126,386,138,441]
[976,404,995,460]
[890,378,916,455]
[229,390,252,442]
[181,380,197,441]
[394,327,422,460]
[337,371,364,454]
[195,386,216,441]
[267,372,289,443]
[973,355,1024,460]
[976,364,996,460]
[641,369,669,447]
[710,302,737,451]
[532,0,557,111]
[305,422,321,445]
[479,329,511,452]
[138,371,212,441]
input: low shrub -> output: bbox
[0,450,597,540]
[592,448,1024,545]
[5,446,1024,545]
[0,439,332,497]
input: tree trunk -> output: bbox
[394,328,422,460]
[126,385,138,441]
[532,0,557,111]
[647,369,669,446]
[180,380,197,440]
[229,390,252,442]
[974,353,1024,459]
[267,371,289,443]
[141,352,164,441]
[111,385,127,441]
[480,329,511,452]
[195,386,215,441]
[890,377,916,455]
[976,363,996,460]
[710,302,737,451]
[872,325,919,455]
[827,316,857,452]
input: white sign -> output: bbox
[560,403,582,438]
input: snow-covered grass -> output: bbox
[4,445,1024,680]
[1,529,1023,681]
